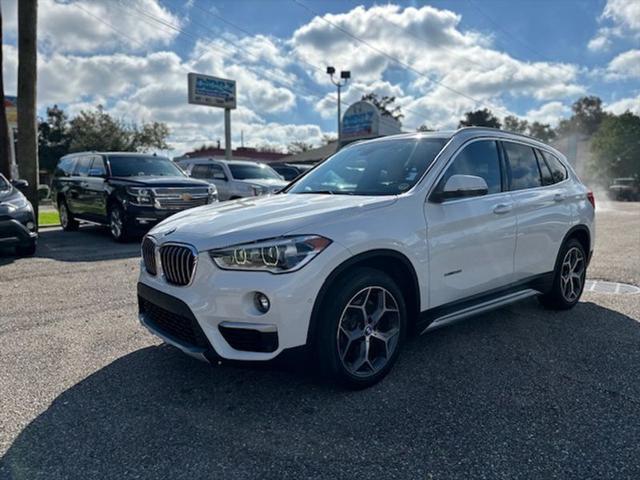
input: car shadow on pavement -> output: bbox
[0,226,141,266]
[2,300,640,479]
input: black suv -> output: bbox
[51,152,216,241]
[0,174,37,255]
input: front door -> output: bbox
[424,139,517,308]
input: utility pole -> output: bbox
[224,107,231,159]
[17,0,38,224]
[0,2,13,179]
[326,66,350,145]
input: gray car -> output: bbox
[0,174,37,255]
[178,158,288,201]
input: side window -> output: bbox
[89,156,106,177]
[73,156,92,177]
[503,142,541,190]
[535,149,554,186]
[541,151,568,184]
[209,164,227,180]
[190,164,209,179]
[439,140,502,194]
[55,157,76,177]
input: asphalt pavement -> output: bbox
[0,201,639,479]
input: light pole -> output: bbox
[326,66,350,145]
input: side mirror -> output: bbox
[11,179,29,190]
[432,174,488,202]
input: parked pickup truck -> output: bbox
[51,152,217,241]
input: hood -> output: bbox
[149,193,395,251]
[109,176,210,187]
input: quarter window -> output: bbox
[541,151,568,184]
[55,157,76,177]
[503,142,541,190]
[439,140,502,194]
[535,149,554,186]
[73,156,92,176]
[89,156,106,177]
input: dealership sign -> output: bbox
[188,73,236,109]
[341,101,401,142]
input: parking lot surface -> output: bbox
[1,201,639,479]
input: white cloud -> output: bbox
[525,101,570,126]
[606,93,640,115]
[291,3,584,115]
[1,0,181,54]
[606,49,640,79]
[588,0,640,50]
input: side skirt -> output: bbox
[417,272,553,334]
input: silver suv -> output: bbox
[178,158,288,201]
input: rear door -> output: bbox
[425,139,517,308]
[84,155,108,222]
[68,155,92,217]
[502,141,572,280]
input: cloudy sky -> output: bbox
[1,0,639,155]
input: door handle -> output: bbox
[493,203,513,214]
[553,193,565,202]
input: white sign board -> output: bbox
[188,73,236,109]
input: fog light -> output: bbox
[254,292,270,313]
[26,221,35,231]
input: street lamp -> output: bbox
[326,66,350,144]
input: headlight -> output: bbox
[126,187,153,205]
[207,184,217,203]
[0,196,30,212]
[209,235,332,273]
[250,185,266,196]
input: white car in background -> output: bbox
[178,158,288,200]
[139,128,595,388]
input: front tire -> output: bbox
[109,204,130,242]
[538,238,587,310]
[314,268,407,388]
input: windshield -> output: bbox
[287,137,447,196]
[108,156,185,177]
[228,163,282,180]
[0,175,10,191]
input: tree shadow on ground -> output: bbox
[2,300,640,479]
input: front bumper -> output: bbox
[137,241,350,361]
[0,218,37,247]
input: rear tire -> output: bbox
[538,238,587,310]
[314,267,407,389]
[109,203,130,242]
[59,199,79,231]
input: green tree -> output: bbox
[589,111,640,181]
[503,115,529,134]
[38,105,71,172]
[458,108,501,129]
[557,96,609,136]
[360,93,404,120]
[68,106,169,152]
[528,121,557,143]
[416,124,433,132]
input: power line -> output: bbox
[179,0,433,127]
[291,0,513,118]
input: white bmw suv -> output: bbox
[138,128,595,388]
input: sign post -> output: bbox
[188,73,236,160]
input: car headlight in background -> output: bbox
[0,196,30,213]
[207,184,217,203]
[126,187,153,206]
[209,235,332,273]
[250,185,266,196]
